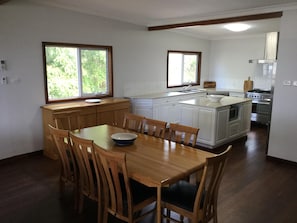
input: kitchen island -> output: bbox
[130,90,207,124]
[179,96,252,149]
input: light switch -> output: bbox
[293,81,297,86]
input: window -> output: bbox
[43,42,113,103]
[167,50,201,88]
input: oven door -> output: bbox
[251,101,271,124]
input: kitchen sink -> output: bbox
[177,89,201,93]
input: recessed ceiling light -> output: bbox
[224,23,251,32]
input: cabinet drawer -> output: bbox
[229,122,240,137]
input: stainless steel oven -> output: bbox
[229,104,239,121]
[246,89,272,125]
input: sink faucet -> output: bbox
[183,84,192,91]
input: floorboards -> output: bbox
[1,124,297,223]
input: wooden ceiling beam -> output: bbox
[0,0,10,4]
[148,11,283,31]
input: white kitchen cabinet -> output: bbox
[196,107,216,144]
[179,97,252,148]
[180,105,229,147]
[216,108,229,143]
[240,101,252,132]
[229,91,245,98]
[153,97,182,124]
[130,91,206,123]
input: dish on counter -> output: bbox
[111,133,138,146]
[85,99,101,103]
[207,95,224,102]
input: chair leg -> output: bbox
[59,178,65,199]
[102,208,108,223]
[180,214,184,222]
[213,207,218,223]
[97,202,102,223]
[73,185,79,210]
[78,192,84,213]
[166,209,171,223]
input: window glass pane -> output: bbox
[167,51,201,88]
[168,53,183,86]
[183,54,198,83]
[45,46,79,100]
[43,42,113,103]
[81,49,107,95]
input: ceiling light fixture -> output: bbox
[224,23,251,32]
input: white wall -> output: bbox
[2,1,296,163]
[209,36,269,90]
[268,9,297,162]
[0,0,210,159]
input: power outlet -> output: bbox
[283,80,291,86]
[1,76,8,85]
[293,80,297,87]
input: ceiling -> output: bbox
[27,0,297,39]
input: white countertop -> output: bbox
[128,88,244,99]
[129,90,205,99]
[205,88,244,93]
[179,96,251,109]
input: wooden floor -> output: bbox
[1,124,297,223]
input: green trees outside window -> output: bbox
[43,42,113,103]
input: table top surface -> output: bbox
[72,124,214,187]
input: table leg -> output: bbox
[156,186,161,223]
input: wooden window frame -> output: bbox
[42,42,113,104]
[167,50,201,88]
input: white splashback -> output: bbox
[209,35,275,91]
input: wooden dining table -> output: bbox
[72,124,214,223]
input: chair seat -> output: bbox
[130,179,156,204]
[162,180,202,212]
[120,175,156,205]
[161,146,232,223]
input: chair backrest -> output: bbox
[53,110,81,131]
[70,133,100,201]
[142,118,167,139]
[122,113,145,132]
[95,147,132,218]
[48,124,77,182]
[194,145,232,222]
[168,123,199,147]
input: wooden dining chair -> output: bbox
[48,124,78,208]
[142,118,167,139]
[161,145,232,223]
[70,133,103,223]
[53,110,81,131]
[167,123,199,147]
[122,113,145,132]
[94,146,156,223]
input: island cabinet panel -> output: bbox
[216,108,229,143]
[180,105,198,127]
[240,101,252,132]
[196,108,216,144]
[153,102,181,124]
[179,97,252,149]
[41,98,130,159]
